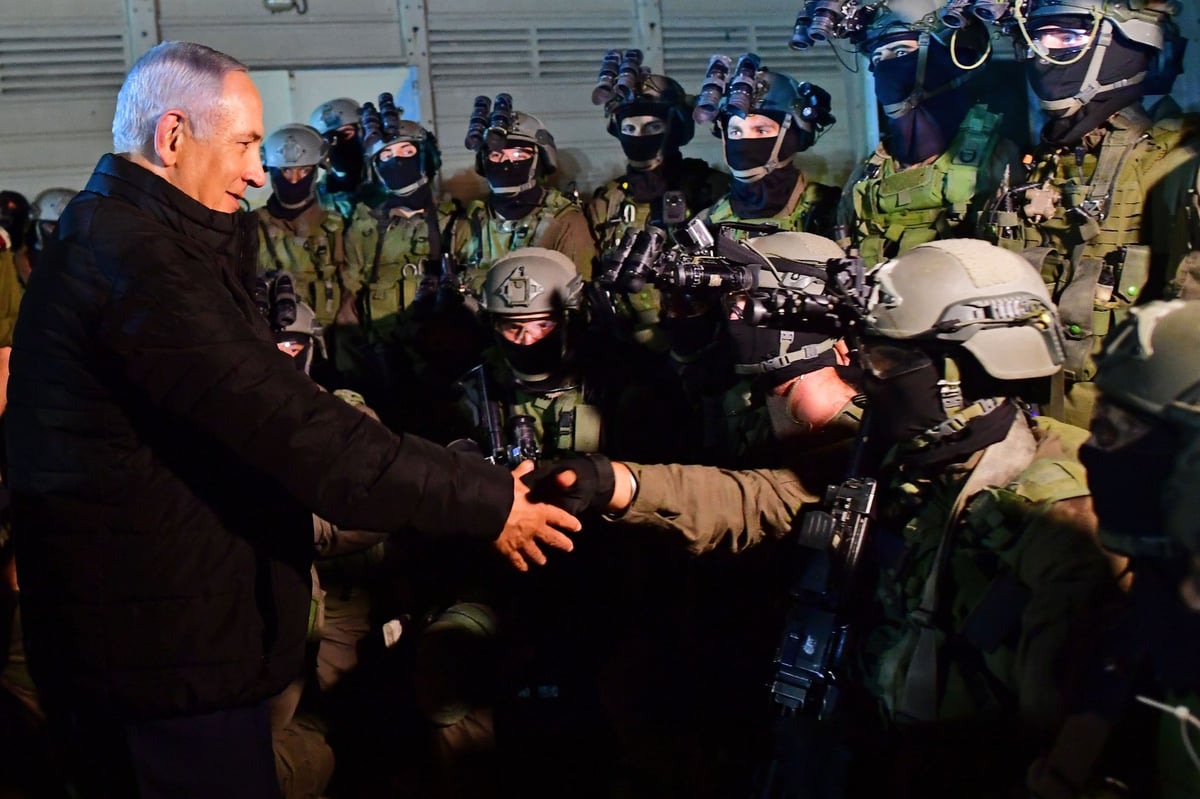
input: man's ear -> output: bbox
[153,110,187,168]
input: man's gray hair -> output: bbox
[112,41,248,156]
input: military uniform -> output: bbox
[454,189,596,282]
[842,104,1022,266]
[620,413,1117,795]
[343,199,461,344]
[254,203,347,329]
[983,103,1200,426]
[701,172,842,238]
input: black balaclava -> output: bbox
[485,147,543,220]
[727,319,837,390]
[326,135,365,193]
[268,168,318,219]
[498,323,567,383]
[620,128,668,164]
[724,116,803,218]
[861,344,1014,464]
[1027,19,1154,146]
[873,37,976,166]
[1080,422,1180,549]
[376,153,433,211]
[0,191,29,250]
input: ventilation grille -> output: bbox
[663,18,849,79]
[428,20,636,86]
[0,29,127,97]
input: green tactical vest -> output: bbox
[866,421,1093,727]
[588,178,664,345]
[704,177,841,238]
[852,104,1003,267]
[343,200,459,342]
[457,188,582,272]
[255,205,346,327]
[985,105,1200,397]
[509,382,603,458]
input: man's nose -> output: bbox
[246,155,267,188]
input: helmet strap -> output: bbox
[881,31,975,119]
[1035,21,1148,117]
[489,149,541,196]
[727,114,794,183]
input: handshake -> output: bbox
[522,454,633,517]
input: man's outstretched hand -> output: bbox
[494,460,583,572]
[523,454,634,516]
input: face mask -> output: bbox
[486,157,537,193]
[270,168,317,208]
[663,308,721,358]
[1080,424,1180,551]
[873,42,973,165]
[327,137,365,187]
[725,138,781,174]
[619,132,667,165]
[375,154,427,195]
[499,324,565,381]
[861,359,946,444]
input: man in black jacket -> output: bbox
[5,41,580,799]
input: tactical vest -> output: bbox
[985,105,1200,394]
[866,417,1094,727]
[343,200,459,342]
[704,177,842,238]
[852,104,1003,267]
[508,382,603,458]
[458,188,582,271]
[255,205,345,327]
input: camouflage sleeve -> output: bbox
[1009,482,1123,735]
[341,205,371,295]
[836,164,867,247]
[620,462,824,556]
[0,251,22,349]
[543,206,598,280]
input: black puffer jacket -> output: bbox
[7,154,513,720]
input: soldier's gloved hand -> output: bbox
[524,454,618,516]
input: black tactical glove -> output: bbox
[524,454,616,516]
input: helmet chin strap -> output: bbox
[726,114,794,183]
[385,173,429,197]
[880,31,974,119]
[488,149,540,196]
[1034,20,1147,118]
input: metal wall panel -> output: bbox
[156,0,406,68]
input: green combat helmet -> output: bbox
[480,247,583,316]
[262,123,327,171]
[360,92,442,198]
[465,94,559,193]
[1092,299,1200,558]
[308,97,361,137]
[693,55,835,183]
[867,238,1066,380]
[731,231,848,384]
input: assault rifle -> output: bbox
[754,437,878,799]
[455,363,540,469]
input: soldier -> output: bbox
[308,96,385,218]
[530,239,1121,797]
[979,0,1199,426]
[694,56,841,238]
[254,123,345,389]
[588,56,729,353]
[831,5,1023,265]
[0,190,29,419]
[1024,299,1200,799]
[23,188,76,276]
[455,95,597,279]
[340,93,477,428]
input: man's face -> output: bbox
[724,113,781,140]
[173,71,267,213]
[487,146,536,164]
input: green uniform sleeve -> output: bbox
[620,462,825,556]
